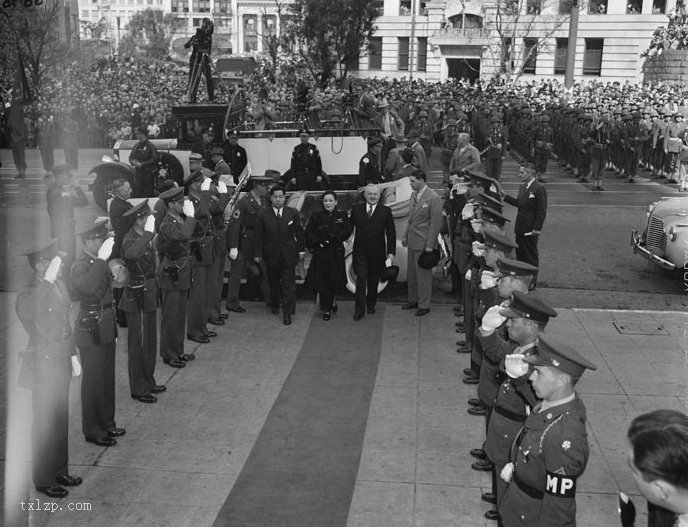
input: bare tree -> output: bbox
[484,0,574,83]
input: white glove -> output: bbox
[182,199,195,218]
[505,354,530,379]
[385,257,392,267]
[472,241,485,257]
[217,181,228,194]
[480,270,498,289]
[144,215,155,233]
[470,219,482,233]
[97,237,115,261]
[461,202,475,220]
[500,462,514,483]
[229,248,239,260]
[452,182,468,196]
[480,305,507,332]
[201,177,212,191]
[44,256,62,284]
[464,269,472,280]
[71,355,82,377]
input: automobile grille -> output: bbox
[645,216,666,255]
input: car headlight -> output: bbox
[668,226,677,242]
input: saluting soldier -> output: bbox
[120,201,166,403]
[129,126,158,198]
[158,187,197,368]
[288,127,324,191]
[71,220,125,447]
[498,335,596,527]
[206,165,231,325]
[16,241,83,498]
[476,291,557,523]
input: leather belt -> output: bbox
[514,473,544,500]
[493,404,527,423]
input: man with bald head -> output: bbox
[350,184,396,320]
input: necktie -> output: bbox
[277,210,282,222]
[367,206,372,218]
[412,193,418,206]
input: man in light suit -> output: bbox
[375,99,405,172]
[402,170,443,316]
[449,133,481,176]
[350,184,396,320]
[407,130,429,173]
[254,185,305,325]
[500,164,547,289]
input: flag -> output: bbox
[13,53,33,104]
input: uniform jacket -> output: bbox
[504,178,547,235]
[109,196,134,259]
[209,185,231,256]
[499,395,590,527]
[406,186,443,251]
[46,183,88,237]
[449,145,481,173]
[225,143,248,181]
[188,182,213,266]
[71,251,117,347]
[119,228,158,312]
[157,210,196,290]
[229,192,267,253]
[254,206,305,267]
[350,202,396,262]
[129,139,158,175]
[291,142,323,175]
[485,126,507,160]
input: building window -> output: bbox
[368,37,382,70]
[523,38,538,74]
[417,37,427,72]
[554,38,567,74]
[262,15,276,49]
[559,0,573,14]
[500,37,513,73]
[193,17,202,26]
[243,15,258,52]
[653,0,666,12]
[583,38,603,75]
[192,0,209,12]
[626,0,641,12]
[398,37,409,70]
[527,0,541,14]
[400,0,412,15]
[81,9,89,17]
[588,0,607,13]
[171,0,187,13]
[215,0,230,14]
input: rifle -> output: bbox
[223,162,253,219]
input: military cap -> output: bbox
[466,170,498,191]
[480,206,510,226]
[477,191,503,211]
[122,199,151,219]
[189,152,203,162]
[52,164,72,176]
[200,127,213,135]
[407,129,420,140]
[457,112,468,120]
[524,334,597,378]
[298,126,311,135]
[418,110,428,118]
[499,291,557,323]
[483,230,518,253]
[210,145,225,156]
[443,119,457,129]
[78,217,111,241]
[158,180,177,194]
[674,112,684,119]
[228,129,240,138]
[159,186,185,203]
[492,257,538,278]
[24,239,60,268]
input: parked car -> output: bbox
[631,196,688,271]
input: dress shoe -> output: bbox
[331,304,338,313]
[463,376,479,385]
[187,334,210,344]
[56,475,82,487]
[35,485,68,498]
[85,436,117,447]
[322,312,331,321]
[208,318,225,325]
[204,330,218,338]
[456,344,471,353]
[228,306,246,313]
[484,509,500,521]
[401,302,418,310]
[271,307,280,315]
[482,492,497,505]
[463,367,474,376]
[415,308,430,317]
[367,307,376,314]
[179,353,195,362]
[470,448,487,460]
[151,385,167,393]
[163,358,186,368]
[283,314,292,325]
[353,313,364,321]
[471,459,494,472]
[132,394,158,403]
[455,322,465,331]
[456,339,467,346]
[468,398,482,407]
[108,427,126,437]
[454,310,463,317]
[219,313,229,319]
[468,406,487,416]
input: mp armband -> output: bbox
[545,471,577,498]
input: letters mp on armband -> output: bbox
[545,471,577,498]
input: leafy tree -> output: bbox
[118,9,179,60]
[282,0,380,87]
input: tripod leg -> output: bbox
[188,54,203,103]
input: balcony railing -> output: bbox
[430,27,489,45]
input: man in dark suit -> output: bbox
[350,184,396,320]
[501,164,547,289]
[254,185,305,325]
[109,178,133,327]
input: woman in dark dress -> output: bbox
[305,191,353,321]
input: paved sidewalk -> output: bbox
[1,292,686,527]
